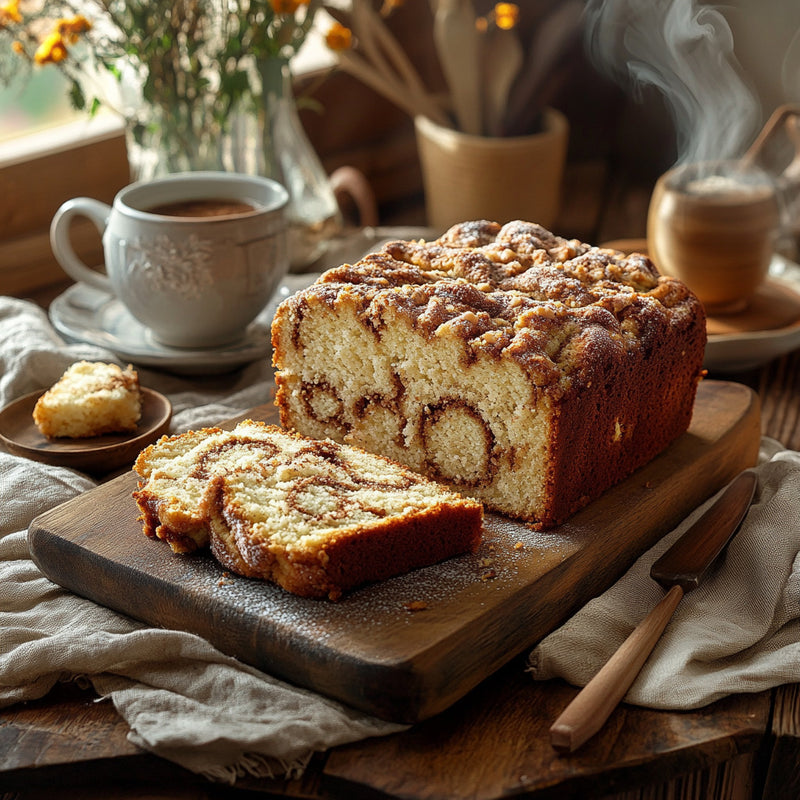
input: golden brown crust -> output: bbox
[275,221,703,394]
[206,474,483,600]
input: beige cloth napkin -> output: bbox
[0,297,405,784]
[528,439,800,709]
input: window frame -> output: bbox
[0,115,130,299]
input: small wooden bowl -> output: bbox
[0,387,172,475]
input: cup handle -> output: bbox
[49,198,113,292]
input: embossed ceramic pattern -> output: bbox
[127,233,216,299]
[51,172,289,348]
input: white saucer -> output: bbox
[49,275,319,376]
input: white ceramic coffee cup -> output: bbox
[50,172,289,348]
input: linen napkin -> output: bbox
[528,439,800,709]
[0,296,406,784]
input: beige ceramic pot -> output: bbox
[414,108,569,232]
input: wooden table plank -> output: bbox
[323,655,771,800]
[761,683,800,800]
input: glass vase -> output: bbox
[125,58,342,271]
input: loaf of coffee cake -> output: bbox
[271,220,707,528]
[133,420,483,600]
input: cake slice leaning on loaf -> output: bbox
[133,420,483,600]
[271,220,707,529]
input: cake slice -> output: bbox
[33,361,142,439]
[271,220,707,529]
[133,420,483,600]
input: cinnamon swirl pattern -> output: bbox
[133,420,482,599]
[272,220,707,528]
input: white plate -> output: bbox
[704,254,800,372]
[49,275,318,376]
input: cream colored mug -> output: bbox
[647,160,780,314]
[50,172,289,348]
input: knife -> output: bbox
[549,470,758,754]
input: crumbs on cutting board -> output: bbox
[203,512,571,633]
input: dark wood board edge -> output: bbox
[27,497,457,724]
[26,380,761,724]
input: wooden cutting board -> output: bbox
[28,380,760,724]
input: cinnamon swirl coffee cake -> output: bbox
[133,419,482,600]
[271,220,706,528]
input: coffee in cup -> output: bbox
[146,198,258,217]
[50,171,289,348]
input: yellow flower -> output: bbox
[34,30,68,64]
[32,15,91,64]
[0,0,22,26]
[270,0,300,12]
[12,40,24,54]
[325,21,353,52]
[493,3,519,30]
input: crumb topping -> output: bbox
[285,220,704,390]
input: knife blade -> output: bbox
[549,470,757,754]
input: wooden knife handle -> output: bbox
[549,583,685,754]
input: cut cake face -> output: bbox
[271,220,707,528]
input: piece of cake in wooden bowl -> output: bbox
[271,219,707,529]
[33,361,142,439]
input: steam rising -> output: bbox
[583,0,762,166]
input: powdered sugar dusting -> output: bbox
[194,510,575,645]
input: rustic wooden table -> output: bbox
[2,169,800,800]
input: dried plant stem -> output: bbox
[355,0,428,103]
[336,49,450,127]
[348,0,449,127]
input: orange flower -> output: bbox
[34,30,68,64]
[57,15,92,43]
[493,3,519,30]
[270,0,300,12]
[325,21,352,52]
[0,0,22,26]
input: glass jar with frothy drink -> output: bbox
[647,160,781,314]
